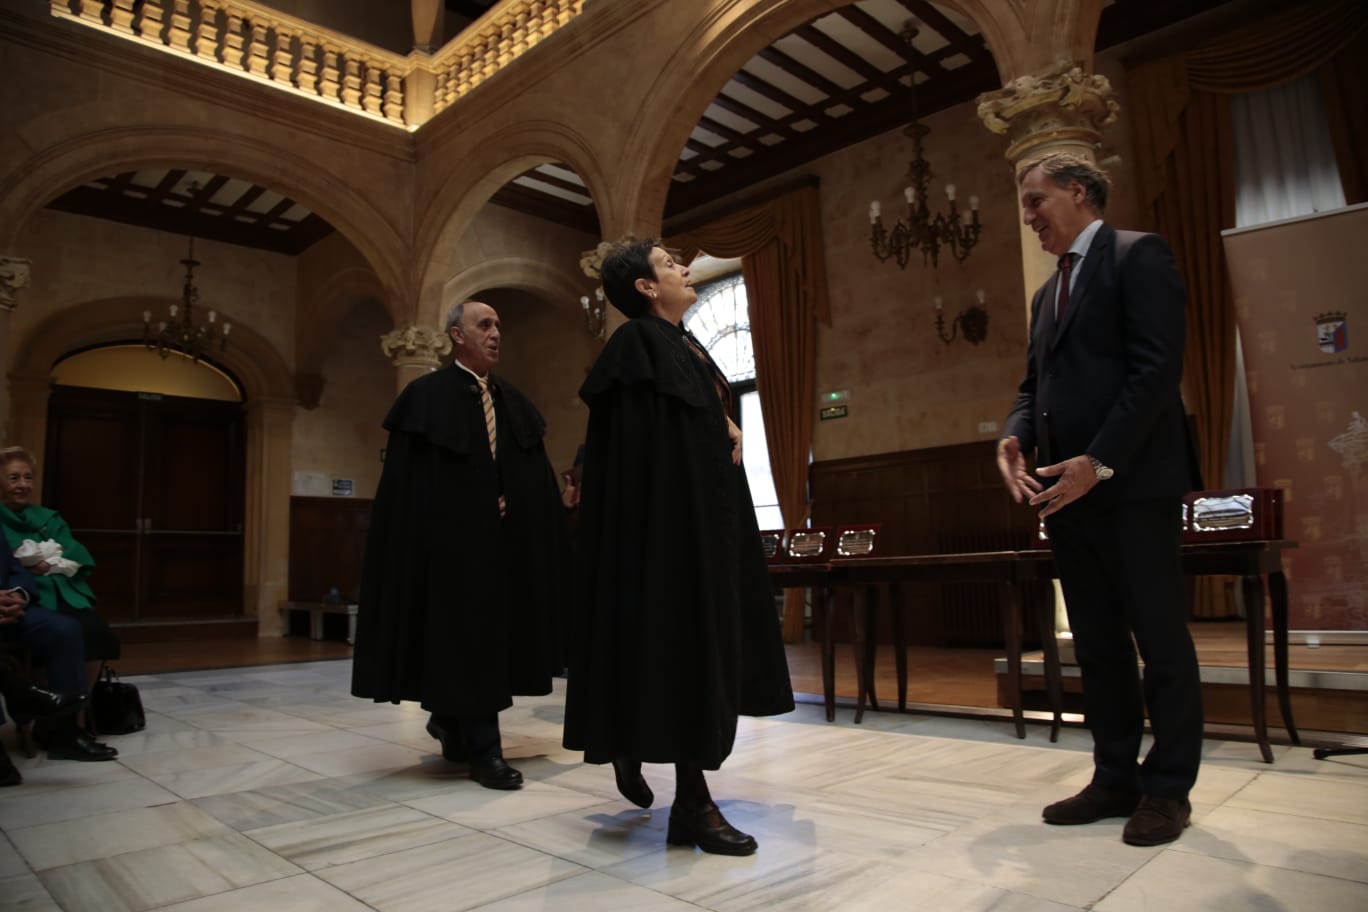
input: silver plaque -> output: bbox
[759,532,783,559]
[787,530,828,558]
[836,527,877,556]
[1189,493,1255,532]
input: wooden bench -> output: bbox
[278,601,357,645]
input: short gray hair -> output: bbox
[1016,152,1110,214]
[445,301,469,334]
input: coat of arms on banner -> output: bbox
[1315,311,1348,354]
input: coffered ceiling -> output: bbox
[46,0,1229,253]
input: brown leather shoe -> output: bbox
[1042,784,1141,825]
[1123,796,1191,846]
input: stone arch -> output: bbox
[8,295,296,635]
[612,0,1094,230]
[413,118,609,325]
[439,255,586,320]
[297,265,389,381]
[0,125,411,315]
[11,296,292,405]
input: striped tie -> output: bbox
[478,377,506,517]
[478,376,497,458]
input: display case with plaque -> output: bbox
[832,524,880,558]
[784,527,832,562]
[759,529,786,563]
[1183,487,1283,542]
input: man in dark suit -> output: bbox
[998,152,1203,847]
[351,300,568,790]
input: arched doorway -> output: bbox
[41,346,248,632]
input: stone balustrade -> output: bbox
[48,0,586,129]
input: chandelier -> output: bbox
[143,235,230,362]
[869,21,982,269]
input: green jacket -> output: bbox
[1,504,97,611]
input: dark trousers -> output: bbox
[1046,496,1203,800]
[0,607,87,726]
[432,712,503,763]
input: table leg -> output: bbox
[1002,579,1025,739]
[818,586,835,722]
[852,585,874,724]
[1033,580,1063,742]
[1241,574,1273,764]
[864,584,880,713]
[309,607,324,641]
[1268,570,1298,745]
[890,582,908,712]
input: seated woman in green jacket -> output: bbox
[0,445,120,759]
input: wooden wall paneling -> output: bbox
[811,441,1040,648]
[288,496,372,603]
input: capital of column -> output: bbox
[976,64,1119,164]
[0,256,33,311]
[579,240,615,281]
[380,323,451,371]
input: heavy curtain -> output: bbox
[1127,0,1367,617]
[669,182,832,642]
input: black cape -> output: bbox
[562,315,794,769]
[350,364,567,716]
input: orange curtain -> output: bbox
[1126,0,1367,618]
[669,184,832,641]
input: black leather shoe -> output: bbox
[0,743,20,787]
[426,719,468,762]
[612,757,653,808]
[470,756,523,790]
[3,684,85,720]
[667,802,758,856]
[46,732,118,762]
[1042,784,1141,825]
[1123,796,1191,846]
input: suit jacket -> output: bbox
[1002,223,1201,507]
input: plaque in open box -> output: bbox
[832,524,880,558]
[758,530,786,563]
[783,527,831,562]
[1183,487,1283,542]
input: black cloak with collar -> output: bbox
[562,315,794,769]
[350,363,568,716]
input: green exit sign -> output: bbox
[819,404,848,420]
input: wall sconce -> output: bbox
[580,287,606,340]
[935,289,989,345]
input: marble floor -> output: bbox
[2,661,1366,912]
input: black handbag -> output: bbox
[90,664,146,735]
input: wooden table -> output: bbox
[768,562,839,720]
[800,540,1298,763]
[827,552,1061,738]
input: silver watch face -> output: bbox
[1096,465,1114,480]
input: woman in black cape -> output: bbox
[562,239,793,856]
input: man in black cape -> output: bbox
[563,240,793,856]
[352,300,568,790]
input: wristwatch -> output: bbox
[1088,455,1114,481]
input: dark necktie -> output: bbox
[1055,253,1075,321]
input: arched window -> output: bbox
[685,271,781,530]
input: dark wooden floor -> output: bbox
[113,621,1364,697]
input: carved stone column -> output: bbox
[381,323,451,392]
[244,396,295,637]
[977,64,1120,662]
[0,256,33,444]
[977,64,1119,165]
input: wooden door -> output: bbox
[43,386,246,623]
